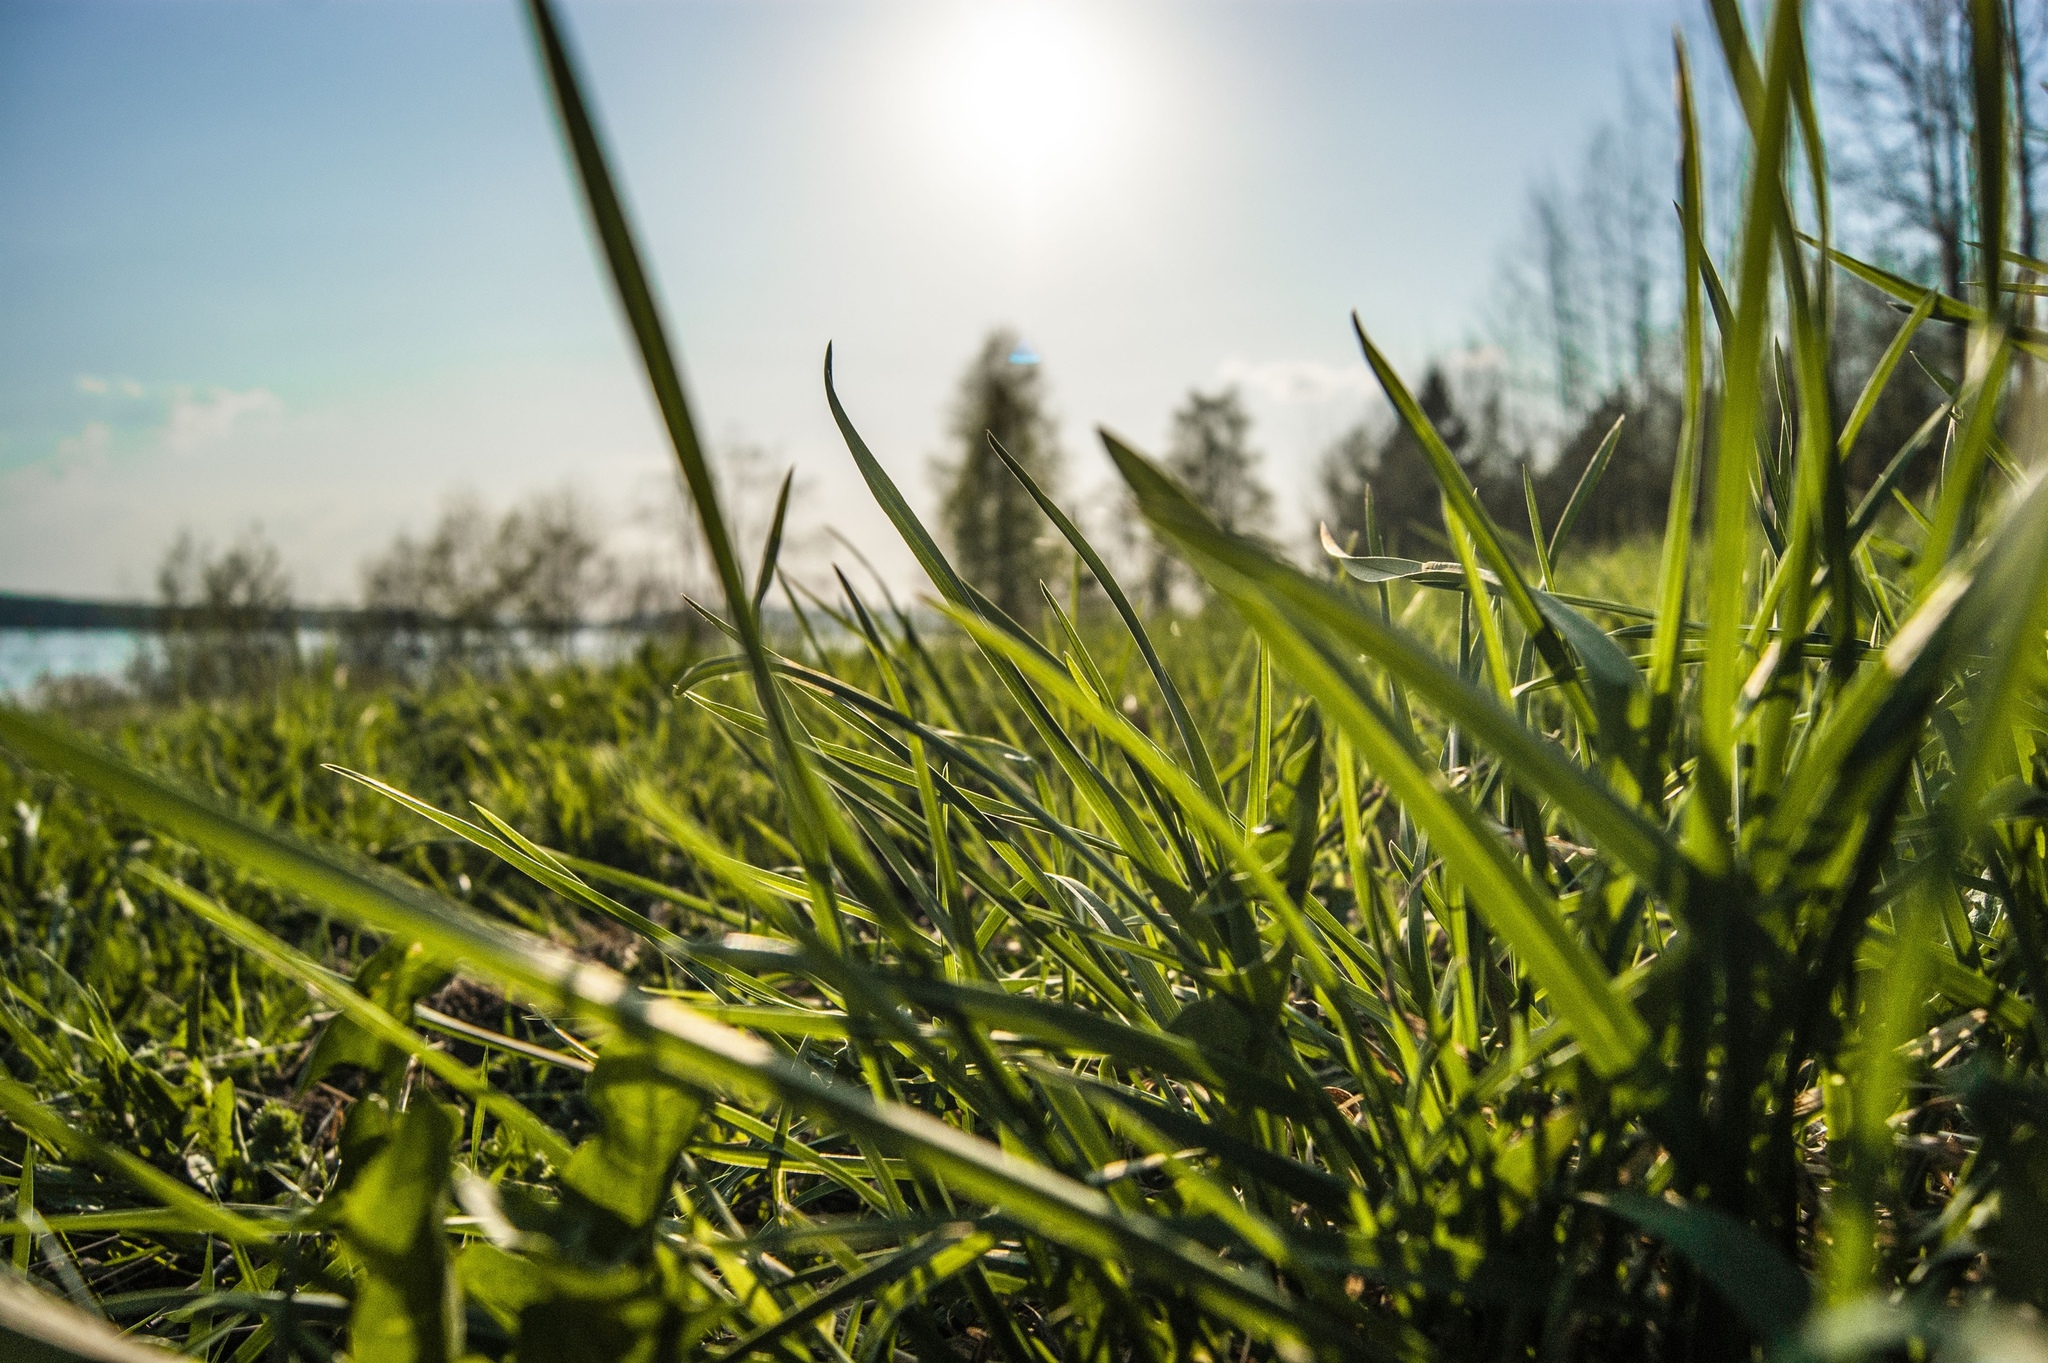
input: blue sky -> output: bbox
[0,0,1689,600]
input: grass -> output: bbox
[4,0,2048,1359]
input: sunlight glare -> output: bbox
[935,3,1117,208]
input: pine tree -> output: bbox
[1143,386,1271,611]
[1167,387,1271,536]
[1317,367,1466,558]
[936,329,1063,622]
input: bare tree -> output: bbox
[1489,85,1675,439]
[357,489,617,672]
[1828,0,2047,292]
[1832,0,1978,299]
[1533,183,1592,415]
[142,527,297,698]
[1585,78,1666,394]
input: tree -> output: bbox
[1138,387,1272,610]
[1317,367,1474,559]
[1525,391,1680,547]
[1316,424,1379,552]
[356,489,617,672]
[142,527,297,698]
[1492,86,1676,424]
[1167,387,1271,536]
[1828,0,2047,297]
[936,329,1063,622]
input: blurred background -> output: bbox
[0,0,2029,691]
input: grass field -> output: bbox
[6,1,2048,1360]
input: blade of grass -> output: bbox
[131,864,576,1168]
[984,433,1227,812]
[0,707,1349,1354]
[1104,434,1653,1078]
[1549,414,1626,564]
[1697,0,1803,861]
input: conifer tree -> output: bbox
[1143,386,1272,610]
[936,328,1063,621]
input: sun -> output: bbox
[932,2,1117,210]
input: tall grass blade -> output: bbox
[1104,431,1653,1077]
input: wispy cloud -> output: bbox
[74,374,146,399]
[1212,357,1378,406]
[163,386,284,452]
[48,381,288,466]
[1,365,687,600]
[55,421,113,463]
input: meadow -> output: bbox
[6,0,2048,1360]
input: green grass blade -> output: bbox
[1352,317,1600,737]
[0,708,1343,1352]
[1581,1191,1810,1346]
[1548,414,1626,564]
[1105,434,1653,1078]
[0,1270,182,1363]
[1839,291,1936,462]
[985,433,1227,811]
[1306,531,1676,892]
[1943,468,2048,828]
[1697,0,1802,857]
[324,765,694,959]
[822,351,1182,882]
[1651,36,1709,748]
[1848,400,1954,543]
[131,865,575,1168]
[0,1078,276,1248]
[522,0,894,954]
[752,468,794,614]
[1918,340,2014,589]
[1522,464,1554,588]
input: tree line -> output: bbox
[119,0,2048,694]
[939,0,2048,604]
[121,491,681,701]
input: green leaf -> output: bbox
[336,1098,460,1363]
[301,937,450,1094]
[563,1038,705,1232]
[1581,1191,1810,1345]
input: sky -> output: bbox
[0,0,1692,602]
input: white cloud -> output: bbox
[55,421,112,463]
[1212,357,1379,406]
[74,374,148,399]
[0,364,690,600]
[162,386,284,452]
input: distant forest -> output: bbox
[103,0,2048,697]
[1317,0,2042,559]
[933,0,2046,604]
